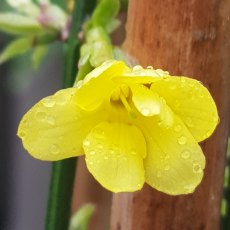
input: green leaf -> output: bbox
[68,204,95,230]
[0,13,42,35]
[0,36,33,63]
[88,0,120,30]
[7,0,40,17]
[32,45,48,69]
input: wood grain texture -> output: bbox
[110,0,230,229]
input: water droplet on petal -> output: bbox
[174,125,182,132]
[47,116,55,125]
[147,66,153,69]
[181,150,190,159]
[97,144,103,149]
[186,118,193,127]
[89,150,96,155]
[109,149,115,155]
[178,136,187,145]
[42,96,56,107]
[50,144,60,155]
[184,184,195,193]
[104,155,108,160]
[36,111,47,121]
[83,139,90,147]
[22,119,29,126]
[133,65,143,71]
[193,163,202,173]
[130,149,137,155]
[141,108,150,116]
[19,131,26,138]
[57,94,68,105]
[137,183,142,188]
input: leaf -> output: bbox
[7,0,40,17]
[68,204,95,230]
[0,13,42,35]
[87,0,120,29]
[0,37,33,64]
[32,45,48,69]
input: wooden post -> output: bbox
[111,0,230,229]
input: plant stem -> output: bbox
[45,0,94,229]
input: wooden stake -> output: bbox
[111,0,230,229]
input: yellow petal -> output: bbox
[113,66,169,84]
[150,77,219,142]
[131,84,161,117]
[17,88,107,161]
[74,60,129,111]
[131,85,174,127]
[141,113,205,195]
[83,122,146,192]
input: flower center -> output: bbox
[111,85,136,118]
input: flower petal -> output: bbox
[17,88,107,160]
[150,77,219,142]
[131,84,161,117]
[139,113,205,195]
[113,66,169,84]
[83,122,146,192]
[74,60,129,111]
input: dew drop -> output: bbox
[193,163,202,173]
[47,116,55,125]
[130,149,137,155]
[178,136,187,145]
[83,139,90,147]
[133,65,143,71]
[109,149,115,155]
[89,161,94,165]
[186,118,193,127]
[198,91,204,98]
[19,131,26,138]
[137,183,142,188]
[89,150,96,155]
[36,111,47,121]
[104,155,108,160]
[174,124,182,132]
[22,120,29,126]
[141,108,150,116]
[57,94,68,105]
[50,144,60,155]
[147,66,153,69]
[181,150,190,159]
[42,96,56,107]
[97,144,103,150]
[184,184,195,193]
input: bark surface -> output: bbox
[111,0,230,229]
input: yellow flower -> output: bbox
[17,60,219,195]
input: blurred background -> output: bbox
[0,1,67,229]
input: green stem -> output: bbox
[45,0,95,229]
